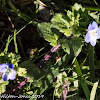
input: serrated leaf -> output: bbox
[70,37,84,57]
[59,37,84,58]
[51,13,72,37]
[37,22,59,46]
[51,12,81,37]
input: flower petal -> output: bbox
[96,28,100,39]
[7,70,16,80]
[88,23,92,31]
[2,70,16,81]
[85,32,90,43]
[0,63,8,73]
[91,21,98,29]
[2,73,8,81]
[8,63,14,70]
[90,36,97,46]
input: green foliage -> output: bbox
[51,13,72,36]
[0,52,20,66]
[0,80,9,94]
[1,1,100,100]
[37,22,60,46]
[29,54,71,100]
[90,81,98,100]
[59,37,84,58]
[74,59,90,100]
[37,3,100,47]
[88,11,100,23]
[54,72,70,98]
[36,3,100,99]
[19,60,47,80]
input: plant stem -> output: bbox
[89,44,95,82]
[4,35,11,53]
[14,30,18,53]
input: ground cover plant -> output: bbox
[1,0,100,100]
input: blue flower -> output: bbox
[0,63,16,81]
[85,21,100,46]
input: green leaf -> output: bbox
[26,91,33,95]
[88,11,100,23]
[37,22,59,46]
[51,13,70,27]
[0,80,9,94]
[70,37,84,57]
[51,13,72,37]
[19,60,47,80]
[90,81,98,100]
[60,29,71,36]
[72,3,85,12]
[59,37,84,58]
[59,39,70,54]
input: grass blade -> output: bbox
[74,59,90,100]
[90,81,99,100]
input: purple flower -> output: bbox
[0,63,16,81]
[85,21,100,46]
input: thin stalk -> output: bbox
[85,7,100,11]
[93,0,99,7]
[4,21,31,54]
[4,35,11,53]
[14,30,18,53]
[36,0,39,13]
[89,44,95,82]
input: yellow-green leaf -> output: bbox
[60,29,71,36]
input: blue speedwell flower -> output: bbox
[85,21,100,46]
[0,63,16,81]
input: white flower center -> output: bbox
[6,68,12,73]
[89,29,97,35]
